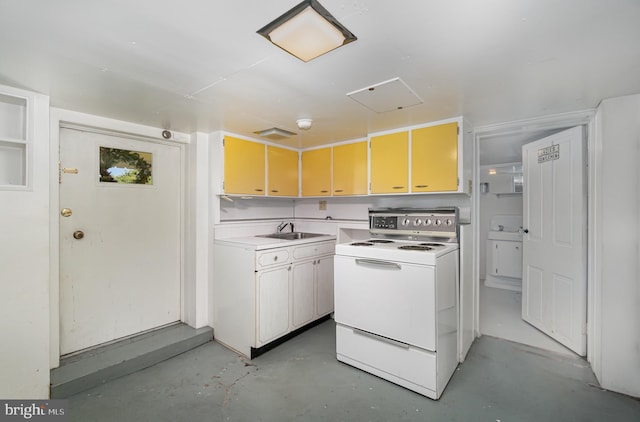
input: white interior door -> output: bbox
[522,126,587,356]
[59,127,182,355]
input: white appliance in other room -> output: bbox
[334,208,459,400]
[485,215,523,291]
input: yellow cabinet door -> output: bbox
[224,136,265,195]
[333,141,368,195]
[267,145,299,196]
[370,131,409,193]
[411,122,458,192]
[301,148,331,196]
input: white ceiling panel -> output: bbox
[0,0,638,149]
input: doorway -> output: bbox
[58,126,183,355]
[474,113,592,357]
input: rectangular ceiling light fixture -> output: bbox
[254,127,296,140]
[257,0,357,62]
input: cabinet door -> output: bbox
[256,266,290,346]
[370,131,408,193]
[491,240,523,279]
[224,136,265,195]
[292,261,315,328]
[267,145,299,196]
[411,122,458,192]
[301,148,331,196]
[315,255,334,317]
[333,141,368,195]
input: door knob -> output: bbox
[523,229,529,234]
[73,230,85,240]
[60,208,73,217]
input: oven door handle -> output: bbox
[355,258,401,270]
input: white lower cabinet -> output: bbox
[214,239,335,358]
[315,256,334,317]
[256,265,291,346]
[488,239,522,279]
[291,254,335,329]
[292,260,315,328]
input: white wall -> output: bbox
[219,197,295,221]
[593,94,640,397]
[294,194,472,223]
[185,132,211,329]
[0,86,50,398]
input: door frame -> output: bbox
[49,109,190,368]
[472,110,597,364]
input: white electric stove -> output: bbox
[334,208,460,400]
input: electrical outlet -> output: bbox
[319,200,327,211]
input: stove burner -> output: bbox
[350,242,374,246]
[368,239,395,244]
[419,243,444,247]
[398,245,434,251]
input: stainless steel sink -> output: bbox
[257,232,326,240]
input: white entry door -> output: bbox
[522,126,587,356]
[59,127,182,355]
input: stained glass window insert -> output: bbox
[99,147,153,185]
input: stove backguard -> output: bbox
[368,207,459,242]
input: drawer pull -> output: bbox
[353,328,409,349]
[355,258,401,270]
[334,189,344,193]
[415,185,429,188]
[255,188,264,192]
[271,189,279,193]
[392,186,404,190]
[321,190,329,193]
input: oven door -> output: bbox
[334,254,436,351]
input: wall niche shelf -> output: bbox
[0,92,29,188]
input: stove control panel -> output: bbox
[371,216,397,230]
[369,209,458,238]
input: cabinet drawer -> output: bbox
[336,324,437,392]
[256,248,291,269]
[292,241,335,260]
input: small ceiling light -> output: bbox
[257,0,357,62]
[296,118,312,130]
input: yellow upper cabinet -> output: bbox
[221,117,466,197]
[267,145,299,196]
[223,136,265,195]
[370,131,409,194]
[333,141,368,195]
[411,122,458,192]
[301,148,331,196]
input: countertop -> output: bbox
[214,234,337,251]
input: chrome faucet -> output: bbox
[277,221,294,233]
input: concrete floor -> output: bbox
[67,320,640,422]
[479,283,574,355]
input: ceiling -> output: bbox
[1,0,639,151]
